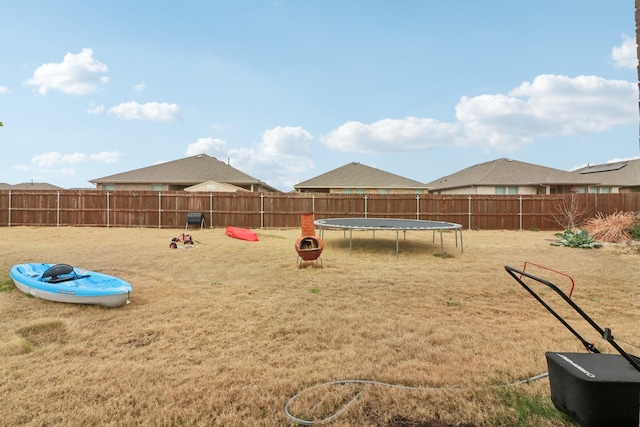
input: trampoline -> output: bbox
[314,218,463,258]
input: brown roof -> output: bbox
[426,158,594,191]
[90,154,279,191]
[294,162,430,190]
[572,158,640,187]
[0,182,65,190]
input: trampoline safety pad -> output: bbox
[314,218,463,258]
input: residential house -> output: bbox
[90,154,280,192]
[425,158,597,195]
[0,182,65,190]
[571,158,640,193]
[293,162,431,194]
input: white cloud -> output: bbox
[31,151,122,168]
[466,74,637,144]
[61,153,89,164]
[259,126,313,157]
[611,34,637,69]
[186,138,228,156]
[231,126,314,190]
[32,152,64,168]
[108,101,181,123]
[0,86,8,94]
[25,48,109,95]
[323,74,638,153]
[86,101,104,114]
[196,126,313,190]
[605,155,640,163]
[133,80,146,91]
[323,117,463,153]
[90,151,123,163]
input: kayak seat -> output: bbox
[42,264,76,283]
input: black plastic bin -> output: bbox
[185,212,205,230]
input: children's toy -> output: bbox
[170,233,194,249]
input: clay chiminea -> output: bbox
[295,212,324,266]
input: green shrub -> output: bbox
[630,215,640,240]
[551,229,602,249]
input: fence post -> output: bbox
[158,192,162,228]
[209,192,214,229]
[8,190,11,227]
[416,194,420,219]
[467,195,472,230]
[260,193,264,229]
[107,192,110,228]
[57,191,61,227]
[519,196,523,231]
[364,194,368,218]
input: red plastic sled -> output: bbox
[225,226,258,242]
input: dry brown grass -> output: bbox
[0,226,639,426]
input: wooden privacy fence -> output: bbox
[0,190,639,230]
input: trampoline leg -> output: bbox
[396,230,399,259]
[440,230,445,256]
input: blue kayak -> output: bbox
[10,263,132,308]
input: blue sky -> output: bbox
[1,1,638,191]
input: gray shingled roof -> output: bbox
[294,162,430,189]
[426,158,595,191]
[572,158,640,187]
[90,154,279,191]
[1,182,65,190]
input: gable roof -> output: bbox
[0,182,65,190]
[426,158,593,191]
[90,154,279,192]
[571,158,640,187]
[294,162,430,190]
[184,180,250,192]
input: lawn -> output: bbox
[0,226,638,426]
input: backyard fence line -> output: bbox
[0,190,639,230]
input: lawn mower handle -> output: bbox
[504,265,640,373]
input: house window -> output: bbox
[342,189,353,194]
[104,184,115,191]
[495,187,518,195]
[355,189,366,195]
[379,189,390,195]
[589,187,612,194]
[575,187,586,194]
[151,184,163,191]
[413,189,424,195]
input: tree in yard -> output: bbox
[549,192,589,230]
